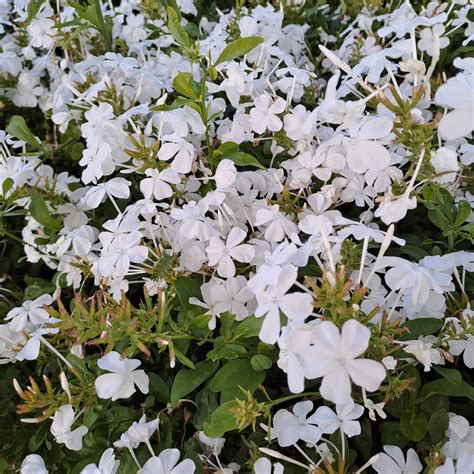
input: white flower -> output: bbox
[50,405,88,451]
[270,401,321,447]
[83,178,131,209]
[215,159,237,189]
[207,227,255,278]
[418,24,449,57]
[80,448,120,474]
[21,454,48,474]
[373,445,422,474]
[28,17,55,49]
[95,351,149,400]
[304,319,386,404]
[383,257,448,306]
[140,168,181,201]
[313,399,364,437]
[5,294,53,332]
[435,72,474,140]
[253,458,284,474]
[346,117,393,174]
[198,431,226,456]
[158,137,195,174]
[375,192,417,225]
[431,147,459,183]
[249,94,286,134]
[141,449,195,474]
[402,340,444,372]
[277,324,314,393]
[98,231,148,277]
[255,265,313,344]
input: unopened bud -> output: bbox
[21,418,41,424]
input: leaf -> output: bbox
[172,72,201,100]
[400,318,443,340]
[29,191,61,231]
[250,354,272,372]
[167,6,190,48]
[26,0,44,23]
[71,0,113,50]
[215,36,264,65]
[381,422,409,449]
[2,177,14,196]
[174,348,195,369]
[418,379,474,402]
[400,409,427,442]
[203,400,238,437]
[193,389,218,430]
[233,316,263,339]
[149,373,170,403]
[455,200,472,226]
[170,360,219,405]
[433,366,462,385]
[427,408,449,443]
[175,276,202,308]
[210,359,265,402]
[224,151,265,170]
[6,116,42,150]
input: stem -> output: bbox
[268,391,320,407]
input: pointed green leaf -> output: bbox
[170,360,219,405]
[6,116,42,150]
[215,36,264,66]
[29,191,60,231]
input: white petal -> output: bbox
[320,366,352,404]
[346,358,386,392]
[279,292,313,322]
[340,319,371,359]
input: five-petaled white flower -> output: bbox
[207,227,255,278]
[95,351,149,400]
[304,319,386,404]
[6,294,53,332]
[50,404,88,451]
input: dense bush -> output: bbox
[0,0,473,472]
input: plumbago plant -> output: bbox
[0,0,474,473]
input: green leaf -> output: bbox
[70,0,113,50]
[174,348,195,369]
[6,116,42,150]
[418,378,474,402]
[203,400,238,437]
[149,373,170,403]
[2,177,14,196]
[29,191,61,231]
[26,0,44,23]
[455,200,472,226]
[226,151,265,169]
[427,408,449,443]
[400,318,443,340]
[193,389,218,430]
[420,395,449,416]
[215,36,264,65]
[250,354,272,372]
[433,366,462,385]
[233,316,263,339]
[170,360,219,405]
[381,422,409,449]
[172,72,201,100]
[400,409,427,441]
[167,6,190,48]
[210,359,265,402]
[175,276,202,308]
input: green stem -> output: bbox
[268,391,320,407]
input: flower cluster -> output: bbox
[0,0,473,472]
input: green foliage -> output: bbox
[214,36,264,65]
